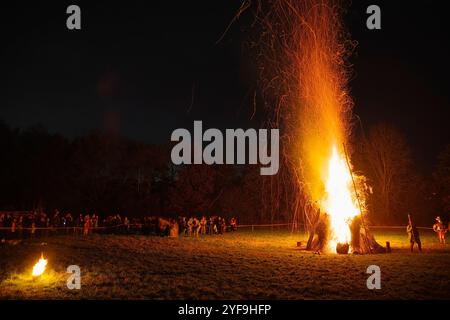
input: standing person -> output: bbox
[407,214,422,253]
[217,217,223,235]
[5,214,12,240]
[231,217,238,231]
[193,217,201,238]
[17,216,23,240]
[187,217,194,237]
[0,213,5,243]
[91,214,99,234]
[45,215,51,238]
[28,213,35,239]
[213,216,219,234]
[52,210,61,236]
[432,216,446,245]
[90,214,96,234]
[209,217,214,235]
[169,218,179,237]
[180,216,187,236]
[115,214,122,234]
[31,221,36,239]
[65,213,73,235]
[124,216,130,234]
[200,216,207,236]
[222,218,227,233]
[83,215,90,236]
[93,214,97,230]
[11,218,16,240]
[75,214,83,235]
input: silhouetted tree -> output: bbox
[218,166,265,224]
[168,165,216,216]
[434,144,450,214]
[355,123,419,224]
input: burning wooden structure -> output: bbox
[252,0,384,253]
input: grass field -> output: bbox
[0,228,449,299]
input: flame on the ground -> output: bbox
[321,145,360,253]
[32,253,47,277]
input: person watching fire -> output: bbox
[200,216,207,236]
[433,216,446,245]
[407,214,422,253]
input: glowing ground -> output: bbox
[0,229,448,299]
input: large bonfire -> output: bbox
[253,0,383,253]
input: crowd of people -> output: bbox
[2,209,448,251]
[178,216,238,237]
[0,210,238,242]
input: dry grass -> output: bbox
[0,229,449,299]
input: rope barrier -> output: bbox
[369,226,434,230]
[238,223,292,228]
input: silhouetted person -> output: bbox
[83,215,90,236]
[0,213,5,242]
[217,217,223,235]
[200,216,207,235]
[209,217,214,235]
[193,217,200,238]
[187,217,193,237]
[230,217,237,231]
[407,214,422,252]
[180,216,187,236]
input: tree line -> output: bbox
[0,121,448,226]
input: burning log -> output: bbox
[336,243,349,254]
[302,204,385,254]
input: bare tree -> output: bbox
[434,144,450,213]
[360,123,416,224]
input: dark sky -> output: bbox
[0,1,449,172]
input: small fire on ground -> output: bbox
[32,253,47,277]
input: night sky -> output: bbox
[1,1,449,172]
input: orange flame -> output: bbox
[321,145,360,252]
[32,253,47,277]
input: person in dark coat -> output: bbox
[407,214,422,252]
